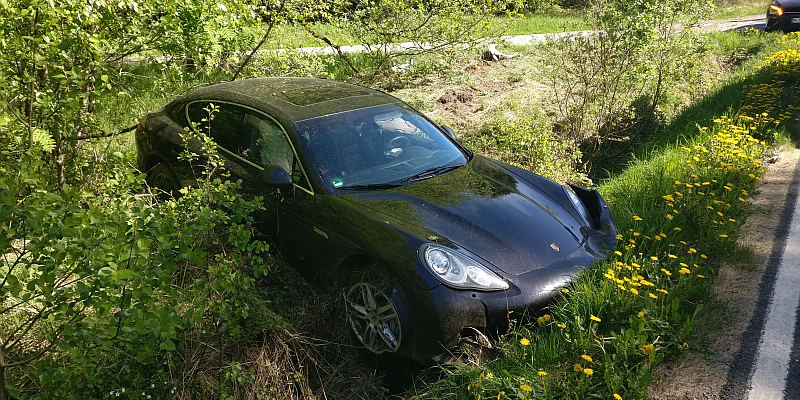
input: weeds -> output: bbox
[416,31,800,400]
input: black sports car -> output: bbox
[135,77,617,363]
[766,0,800,32]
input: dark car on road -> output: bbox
[135,77,617,363]
[766,0,800,32]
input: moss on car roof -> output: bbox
[182,77,399,122]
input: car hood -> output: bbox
[776,0,800,9]
[341,156,587,275]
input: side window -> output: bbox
[186,102,245,154]
[186,102,311,191]
[242,112,292,170]
[241,111,311,191]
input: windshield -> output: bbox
[294,104,467,191]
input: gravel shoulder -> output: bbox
[648,147,800,399]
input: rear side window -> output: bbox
[186,102,244,154]
[186,101,311,191]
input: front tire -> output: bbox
[344,268,409,355]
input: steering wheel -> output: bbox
[384,136,410,158]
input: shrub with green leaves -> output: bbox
[0,116,271,399]
[464,114,587,184]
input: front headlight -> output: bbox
[563,186,593,226]
[421,244,508,291]
[769,4,783,15]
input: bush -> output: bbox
[464,113,587,184]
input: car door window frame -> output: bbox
[185,100,314,195]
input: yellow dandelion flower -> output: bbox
[590,315,601,322]
[680,262,688,267]
[543,314,551,322]
[537,317,545,327]
[666,214,674,220]
[674,227,682,231]
[614,250,623,256]
[538,371,547,376]
[637,311,645,318]
[633,232,640,236]
[663,194,675,202]
[649,293,658,299]
[557,323,566,328]
[680,268,690,274]
[583,368,593,376]
[574,364,582,372]
[657,288,669,294]
[655,236,662,241]
[520,338,530,346]
[615,394,623,400]
[521,384,533,392]
[668,254,677,259]
[631,288,639,295]
[697,274,706,278]
[720,234,728,238]
[581,354,593,363]
[616,234,624,240]
[661,268,672,276]
[651,256,659,261]
[561,288,569,293]
[687,248,697,254]
[700,254,707,259]
[633,215,643,221]
[643,344,654,354]
[683,342,689,349]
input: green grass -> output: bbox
[256,9,589,50]
[503,10,591,35]
[409,29,800,400]
[715,0,768,18]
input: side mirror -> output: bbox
[257,166,293,188]
[441,125,457,140]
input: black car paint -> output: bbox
[136,78,617,362]
[766,0,800,32]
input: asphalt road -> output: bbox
[720,153,800,400]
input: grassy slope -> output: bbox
[407,30,800,400]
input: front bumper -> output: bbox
[766,11,800,32]
[403,208,617,362]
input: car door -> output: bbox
[185,101,318,265]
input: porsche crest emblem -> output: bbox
[550,243,560,252]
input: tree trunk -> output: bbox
[0,354,10,400]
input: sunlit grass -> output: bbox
[715,0,768,18]
[502,10,591,35]
[415,30,800,400]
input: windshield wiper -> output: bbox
[338,183,403,190]
[402,165,461,183]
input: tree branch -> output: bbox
[231,0,287,81]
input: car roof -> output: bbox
[179,77,400,122]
